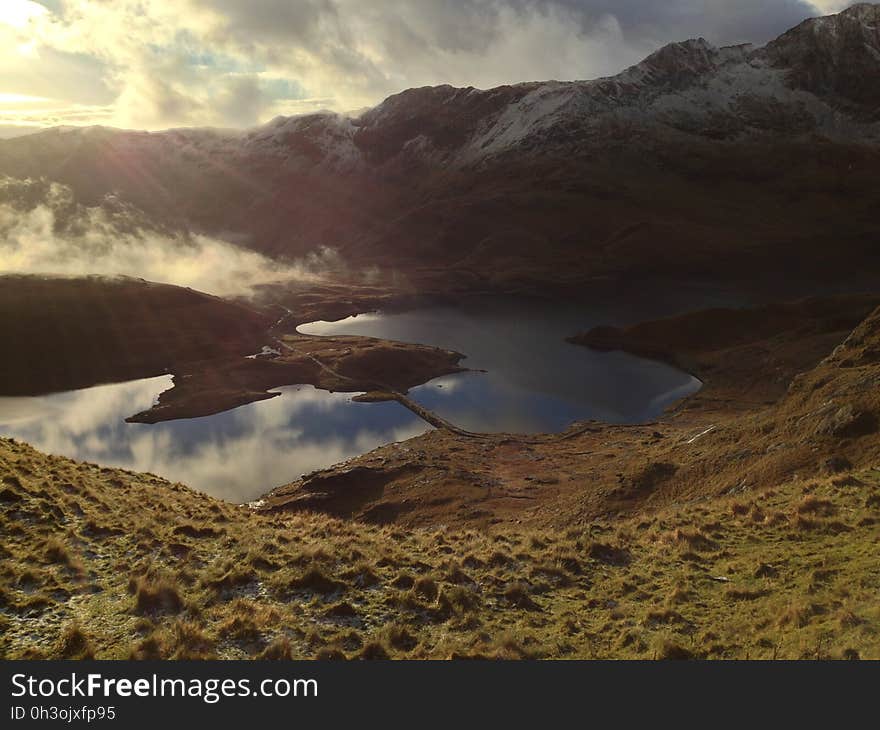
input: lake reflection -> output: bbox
[0,377,429,503]
[0,296,703,503]
[300,296,702,434]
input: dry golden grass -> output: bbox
[1,436,879,660]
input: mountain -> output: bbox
[0,275,271,397]
[2,4,880,287]
[355,4,880,164]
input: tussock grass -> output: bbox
[258,636,293,660]
[2,436,879,660]
[55,623,94,660]
[131,575,184,616]
[289,568,345,595]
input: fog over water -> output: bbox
[0,176,337,297]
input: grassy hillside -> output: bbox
[3,296,880,660]
[2,435,877,660]
[0,275,270,397]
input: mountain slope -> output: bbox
[1,5,879,284]
[0,275,271,397]
[4,428,880,659]
[4,297,880,659]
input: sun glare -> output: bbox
[0,0,48,29]
[0,93,51,105]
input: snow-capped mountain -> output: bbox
[352,3,880,165]
[1,4,879,283]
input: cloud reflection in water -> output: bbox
[0,297,705,503]
[0,377,430,503]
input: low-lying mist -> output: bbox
[0,176,339,298]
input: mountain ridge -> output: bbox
[5,5,879,164]
[1,5,879,284]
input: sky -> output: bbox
[0,0,858,136]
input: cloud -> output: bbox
[811,0,857,11]
[213,74,273,128]
[0,1,845,131]
[0,176,339,297]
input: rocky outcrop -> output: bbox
[762,3,880,115]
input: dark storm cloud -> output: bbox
[189,0,832,101]
[196,0,825,50]
[512,0,823,44]
[194,0,827,58]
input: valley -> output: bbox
[1,4,880,661]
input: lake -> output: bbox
[300,295,701,433]
[0,296,700,502]
[0,379,429,504]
